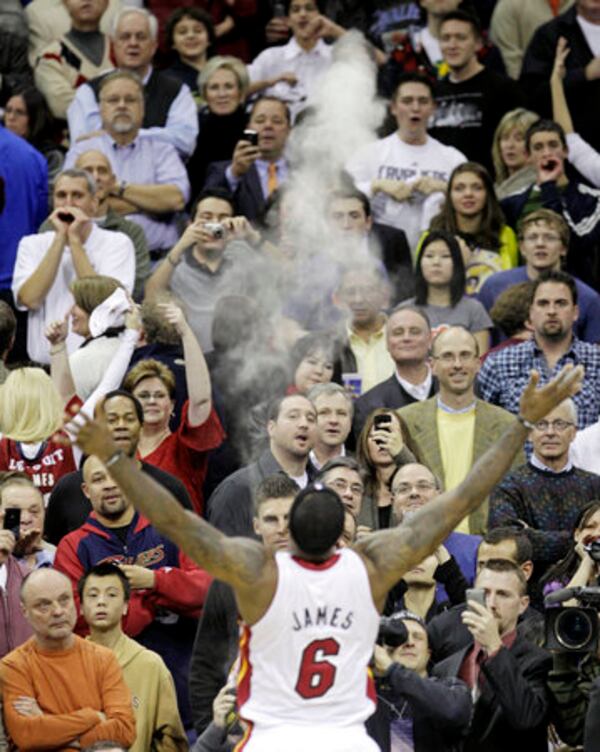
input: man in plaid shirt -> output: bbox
[478,270,600,429]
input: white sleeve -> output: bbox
[95,233,136,293]
[67,83,102,143]
[566,132,600,188]
[72,327,139,465]
[11,235,47,312]
[345,143,379,197]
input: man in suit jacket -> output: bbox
[204,97,291,221]
[327,188,414,303]
[353,305,437,439]
[433,560,551,752]
[398,326,523,534]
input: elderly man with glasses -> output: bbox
[490,397,600,584]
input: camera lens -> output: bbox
[555,608,594,650]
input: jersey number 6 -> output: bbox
[295,638,340,699]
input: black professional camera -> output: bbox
[377,614,408,649]
[544,587,600,652]
[584,540,600,563]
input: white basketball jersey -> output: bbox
[237,548,379,727]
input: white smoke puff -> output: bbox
[285,30,386,266]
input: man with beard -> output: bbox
[54,454,211,734]
[64,70,190,258]
[479,270,600,428]
[45,390,193,545]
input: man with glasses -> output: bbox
[389,462,480,589]
[397,326,522,534]
[315,456,365,523]
[490,397,600,581]
[478,209,600,343]
[479,269,600,428]
[64,69,190,258]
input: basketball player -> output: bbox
[69,365,583,752]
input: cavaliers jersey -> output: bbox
[237,548,379,728]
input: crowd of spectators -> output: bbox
[2,0,600,750]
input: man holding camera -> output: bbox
[368,610,472,751]
[204,97,291,222]
[145,189,267,354]
[12,167,135,364]
[433,560,551,751]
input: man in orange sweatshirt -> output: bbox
[1,568,136,751]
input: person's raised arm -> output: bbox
[16,212,69,310]
[355,365,584,610]
[159,302,211,426]
[67,413,274,623]
[551,37,574,134]
[144,221,205,299]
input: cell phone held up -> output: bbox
[3,507,20,540]
[242,129,259,147]
[466,588,486,611]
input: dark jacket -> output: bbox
[520,6,600,152]
[500,178,600,288]
[204,161,266,222]
[0,30,32,106]
[433,636,552,752]
[370,222,414,303]
[367,663,472,752]
[352,373,437,440]
[189,580,239,735]
[427,603,544,664]
[206,448,315,537]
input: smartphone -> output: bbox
[3,507,20,538]
[242,129,259,147]
[373,414,392,431]
[466,588,486,611]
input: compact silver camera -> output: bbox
[205,222,225,239]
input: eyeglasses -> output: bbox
[533,419,574,432]
[392,481,436,496]
[328,478,364,497]
[135,391,169,402]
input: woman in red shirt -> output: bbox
[122,303,224,516]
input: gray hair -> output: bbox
[98,69,144,97]
[54,168,96,196]
[112,7,159,40]
[198,55,250,100]
[557,397,578,423]
[307,382,354,417]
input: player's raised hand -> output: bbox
[518,364,584,425]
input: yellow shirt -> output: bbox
[437,405,476,534]
[348,322,394,393]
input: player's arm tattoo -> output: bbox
[102,455,268,587]
[356,421,528,595]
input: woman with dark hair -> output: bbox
[165,8,216,101]
[427,161,518,294]
[3,87,64,183]
[287,333,335,395]
[407,230,492,354]
[541,502,600,601]
[356,408,416,531]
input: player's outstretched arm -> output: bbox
[68,412,271,598]
[356,365,583,610]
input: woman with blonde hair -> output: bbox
[0,306,143,501]
[187,55,250,196]
[68,275,126,400]
[492,108,539,199]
